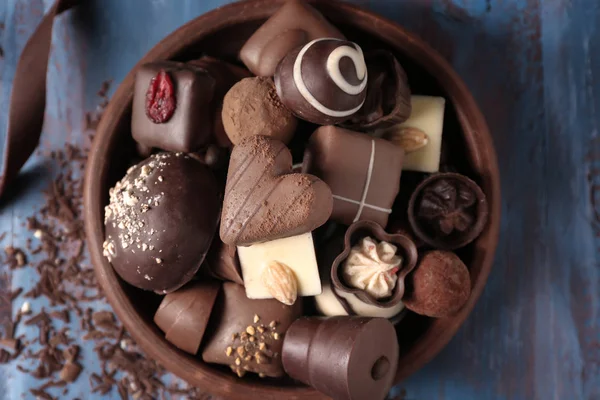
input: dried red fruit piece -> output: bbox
[145,70,176,123]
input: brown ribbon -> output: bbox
[0,0,80,198]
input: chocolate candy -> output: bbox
[275,39,368,125]
[132,61,215,153]
[282,317,398,400]
[154,280,221,354]
[220,135,332,246]
[201,282,303,378]
[188,56,252,148]
[343,50,412,130]
[222,77,297,145]
[204,239,244,285]
[381,95,446,173]
[303,126,404,227]
[403,250,471,317]
[331,221,418,306]
[103,153,221,293]
[238,233,322,303]
[408,172,488,249]
[240,0,344,76]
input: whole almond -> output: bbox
[261,261,298,305]
[383,126,429,153]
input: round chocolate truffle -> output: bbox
[403,250,471,318]
[103,152,221,293]
[275,38,368,125]
[221,77,297,145]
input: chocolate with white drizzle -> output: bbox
[275,38,368,125]
[303,126,404,227]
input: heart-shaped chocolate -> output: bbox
[220,135,333,246]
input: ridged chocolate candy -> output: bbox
[154,280,221,354]
[282,317,398,400]
[275,38,368,125]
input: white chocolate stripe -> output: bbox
[293,38,367,118]
[331,140,393,218]
[332,195,392,214]
[326,44,367,95]
[354,139,375,222]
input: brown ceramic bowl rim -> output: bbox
[83,1,501,398]
[330,220,418,307]
[407,172,490,250]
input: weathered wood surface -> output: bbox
[0,0,598,399]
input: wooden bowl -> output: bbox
[83,1,501,399]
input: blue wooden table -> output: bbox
[1,0,599,399]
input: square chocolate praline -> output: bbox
[304,126,404,228]
[132,61,215,153]
[201,283,303,378]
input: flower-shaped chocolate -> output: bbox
[408,173,488,250]
[342,237,402,299]
[331,220,418,308]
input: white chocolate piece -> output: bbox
[314,282,405,319]
[238,233,322,299]
[395,95,445,173]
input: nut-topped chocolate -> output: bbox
[103,153,221,293]
[202,282,303,378]
[275,38,368,125]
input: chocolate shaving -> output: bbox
[0,78,213,398]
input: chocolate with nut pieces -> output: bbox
[201,282,303,378]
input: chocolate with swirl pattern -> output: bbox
[220,135,333,246]
[275,38,368,125]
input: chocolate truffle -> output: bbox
[303,126,404,227]
[240,0,344,76]
[188,56,252,148]
[343,50,412,130]
[103,153,221,293]
[275,39,368,125]
[403,250,471,318]
[408,172,489,249]
[282,317,398,400]
[154,280,221,354]
[220,135,332,246]
[204,239,244,285]
[222,77,297,145]
[132,61,215,153]
[201,282,303,378]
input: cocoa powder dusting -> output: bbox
[0,81,215,399]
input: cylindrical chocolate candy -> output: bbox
[282,316,398,400]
